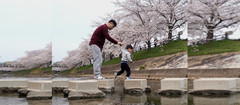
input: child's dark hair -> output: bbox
[108,19,117,26]
[126,45,133,49]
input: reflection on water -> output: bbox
[161,95,188,105]
[0,93,51,105]
[2,92,240,105]
[0,97,28,105]
[1,79,240,105]
[190,94,240,105]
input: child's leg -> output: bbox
[125,64,131,77]
[117,63,125,76]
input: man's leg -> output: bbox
[91,45,103,78]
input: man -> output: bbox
[89,20,122,80]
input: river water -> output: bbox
[1,78,240,105]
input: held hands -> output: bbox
[117,42,123,46]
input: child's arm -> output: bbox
[120,46,124,53]
[126,53,133,63]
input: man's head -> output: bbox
[126,45,133,53]
[106,20,117,30]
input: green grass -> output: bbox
[65,39,187,72]
[133,39,187,61]
[188,39,240,56]
[9,67,52,74]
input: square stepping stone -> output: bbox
[124,79,147,90]
[0,79,27,88]
[52,79,68,88]
[28,80,52,91]
[68,80,98,91]
[161,78,188,91]
[193,78,236,91]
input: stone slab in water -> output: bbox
[193,78,236,91]
[161,78,188,91]
[124,79,147,90]
[52,79,68,88]
[68,80,98,91]
[0,79,27,88]
[97,79,114,93]
[28,80,52,91]
[97,79,114,88]
[26,90,52,100]
[67,90,106,99]
[124,79,148,94]
[67,80,106,99]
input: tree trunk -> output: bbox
[146,41,151,50]
[168,25,173,43]
[110,53,113,60]
[206,28,214,44]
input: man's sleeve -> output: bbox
[103,27,118,44]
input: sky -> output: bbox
[0,0,239,62]
[52,0,120,62]
[0,0,119,62]
[0,0,52,62]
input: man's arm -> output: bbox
[103,27,118,44]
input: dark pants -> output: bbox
[117,63,131,77]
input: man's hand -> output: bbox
[117,42,122,46]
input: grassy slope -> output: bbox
[65,39,187,72]
[6,67,53,76]
[188,39,240,56]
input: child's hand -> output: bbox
[131,62,134,64]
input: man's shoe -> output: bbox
[94,76,105,80]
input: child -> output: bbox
[114,45,133,79]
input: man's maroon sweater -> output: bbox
[89,24,118,51]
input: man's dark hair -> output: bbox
[126,45,133,49]
[108,19,117,27]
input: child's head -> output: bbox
[126,45,133,53]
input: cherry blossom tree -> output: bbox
[188,0,240,44]
[14,43,52,69]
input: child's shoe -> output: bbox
[114,73,118,79]
[126,76,132,79]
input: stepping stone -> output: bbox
[97,79,114,93]
[68,80,99,91]
[124,79,150,94]
[161,78,188,91]
[26,80,52,99]
[193,78,236,91]
[66,80,105,99]
[28,80,52,91]
[52,79,69,88]
[155,78,188,95]
[0,79,27,88]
